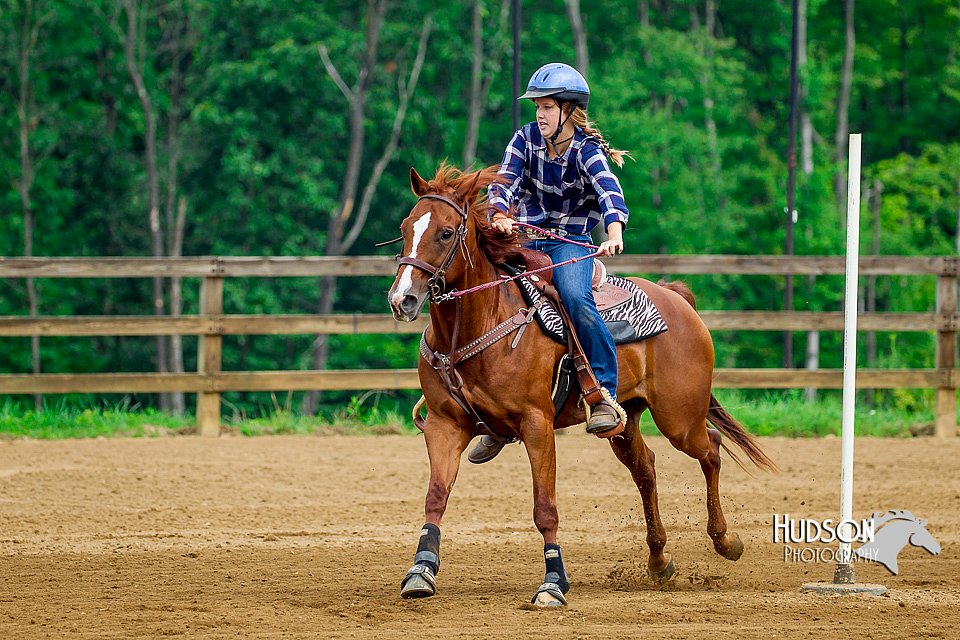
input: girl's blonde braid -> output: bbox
[570,106,629,167]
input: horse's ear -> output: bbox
[455,169,483,204]
[410,167,430,197]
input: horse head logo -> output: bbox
[854,510,940,576]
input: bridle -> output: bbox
[396,193,474,302]
[395,192,514,443]
[396,192,523,444]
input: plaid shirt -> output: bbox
[488,123,629,235]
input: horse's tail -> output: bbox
[657,279,697,310]
[707,394,779,473]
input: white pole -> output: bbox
[803,133,884,594]
[835,133,862,583]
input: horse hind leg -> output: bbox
[608,402,675,584]
[656,411,744,562]
[693,426,743,560]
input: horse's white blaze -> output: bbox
[392,211,432,305]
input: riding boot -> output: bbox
[586,400,623,436]
[467,435,508,464]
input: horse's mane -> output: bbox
[425,162,545,270]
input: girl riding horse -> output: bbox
[387,164,776,606]
[387,63,776,607]
[470,62,631,464]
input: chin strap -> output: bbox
[548,100,576,152]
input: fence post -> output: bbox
[197,275,223,436]
[935,269,957,438]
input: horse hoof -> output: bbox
[717,533,744,561]
[532,591,565,608]
[400,564,437,599]
[647,558,677,585]
[530,582,567,608]
[400,574,436,599]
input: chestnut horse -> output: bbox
[387,164,776,607]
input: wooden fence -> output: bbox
[0,255,957,438]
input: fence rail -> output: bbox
[0,311,950,336]
[1,254,957,277]
[1,255,956,437]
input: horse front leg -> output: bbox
[400,418,472,599]
[522,422,570,608]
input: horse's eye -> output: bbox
[440,229,454,241]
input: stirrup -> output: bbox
[584,389,627,437]
[586,407,622,435]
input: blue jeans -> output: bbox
[525,235,618,400]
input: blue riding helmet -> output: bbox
[518,63,590,109]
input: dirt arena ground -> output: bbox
[0,432,957,639]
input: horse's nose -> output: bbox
[399,294,419,315]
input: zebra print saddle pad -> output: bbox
[503,265,669,346]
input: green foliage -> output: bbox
[871,144,960,256]
[225,392,414,436]
[0,392,416,439]
[0,399,192,439]
[0,391,936,440]
[639,390,933,438]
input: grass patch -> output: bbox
[220,391,418,436]
[636,390,933,438]
[0,402,192,439]
[223,408,415,437]
[0,394,419,440]
[0,391,940,440]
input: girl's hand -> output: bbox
[599,222,624,256]
[491,215,515,235]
